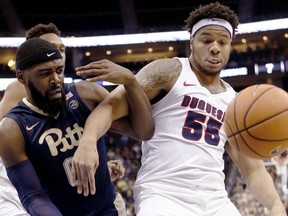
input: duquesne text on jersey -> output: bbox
[181,95,225,122]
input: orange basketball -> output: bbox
[224,84,288,159]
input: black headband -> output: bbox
[16,38,62,71]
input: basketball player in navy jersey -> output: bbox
[0,23,126,216]
[0,38,153,215]
[73,2,286,215]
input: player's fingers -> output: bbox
[75,61,103,71]
[76,70,102,80]
[88,170,96,195]
[117,163,125,176]
[120,168,125,178]
[79,163,97,196]
[110,162,117,170]
[80,170,90,196]
[70,163,78,187]
[76,166,83,195]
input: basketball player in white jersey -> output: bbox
[72,2,286,216]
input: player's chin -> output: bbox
[205,63,222,72]
[205,67,222,75]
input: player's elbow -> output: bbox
[134,121,155,141]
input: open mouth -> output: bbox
[49,89,62,99]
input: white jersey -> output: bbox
[134,58,238,216]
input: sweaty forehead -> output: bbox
[196,25,231,38]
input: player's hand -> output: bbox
[75,59,136,85]
[71,136,99,196]
[108,160,125,182]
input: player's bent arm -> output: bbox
[72,81,109,195]
[75,64,154,140]
[121,73,154,140]
[73,77,153,195]
[81,91,123,143]
[109,81,154,140]
[81,76,153,141]
[112,58,182,139]
[0,118,61,215]
[77,71,154,140]
[226,142,286,215]
[110,58,182,139]
[71,92,121,196]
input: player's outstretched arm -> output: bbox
[226,143,286,215]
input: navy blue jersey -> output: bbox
[5,83,116,216]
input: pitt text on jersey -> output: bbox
[39,123,84,156]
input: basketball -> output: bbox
[224,84,288,159]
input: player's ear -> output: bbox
[16,70,25,84]
[189,36,194,49]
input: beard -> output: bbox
[28,81,66,117]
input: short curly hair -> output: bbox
[26,22,62,39]
[184,2,238,37]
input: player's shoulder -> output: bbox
[148,57,180,68]
[138,57,181,78]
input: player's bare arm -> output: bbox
[0,118,28,167]
[226,143,286,215]
[72,59,154,196]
